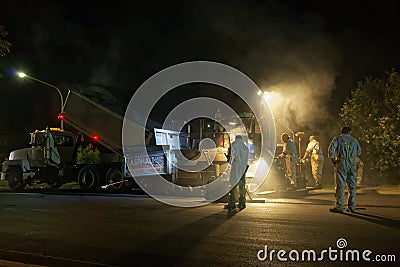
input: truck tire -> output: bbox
[105,167,124,192]
[6,167,26,192]
[78,165,100,192]
[105,167,133,193]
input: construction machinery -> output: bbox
[1,90,178,192]
[1,89,275,196]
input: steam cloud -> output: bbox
[190,1,339,137]
[4,1,340,144]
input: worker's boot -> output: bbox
[238,196,246,210]
[314,183,323,189]
[346,207,356,213]
[224,203,236,211]
[329,207,344,213]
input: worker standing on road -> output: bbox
[279,133,298,189]
[328,126,361,213]
[301,135,324,189]
[225,135,249,212]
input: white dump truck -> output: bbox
[1,90,179,192]
[2,88,274,196]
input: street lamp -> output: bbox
[17,72,64,130]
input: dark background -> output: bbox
[1,0,400,156]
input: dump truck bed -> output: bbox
[62,90,145,156]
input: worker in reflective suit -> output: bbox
[328,126,361,213]
[226,135,249,211]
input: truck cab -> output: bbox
[30,128,76,165]
[1,127,77,191]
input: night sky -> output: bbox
[1,0,400,153]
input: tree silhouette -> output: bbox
[340,69,400,182]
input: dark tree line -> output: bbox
[0,25,11,78]
[340,69,400,183]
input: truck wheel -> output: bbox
[78,165,100,192]
[6,167,26,192]
[105,167,133,192]
[105,167,124,192]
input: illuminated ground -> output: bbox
[0,188,399,266]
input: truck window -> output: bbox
[31,133,45,147]
[54,135,73,146]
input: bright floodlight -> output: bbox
[263,91,272,101]
[257,89,262,96]
[17,72,27,78]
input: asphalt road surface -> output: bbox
[0,189,399,266]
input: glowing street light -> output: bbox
[17,72,64,130]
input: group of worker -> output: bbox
[279,126,363,213]
[279,129,363,190]
[225,125,363,214]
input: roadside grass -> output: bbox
[60,182,80,189]
[0,180,7,187]
[0,180,79,189]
